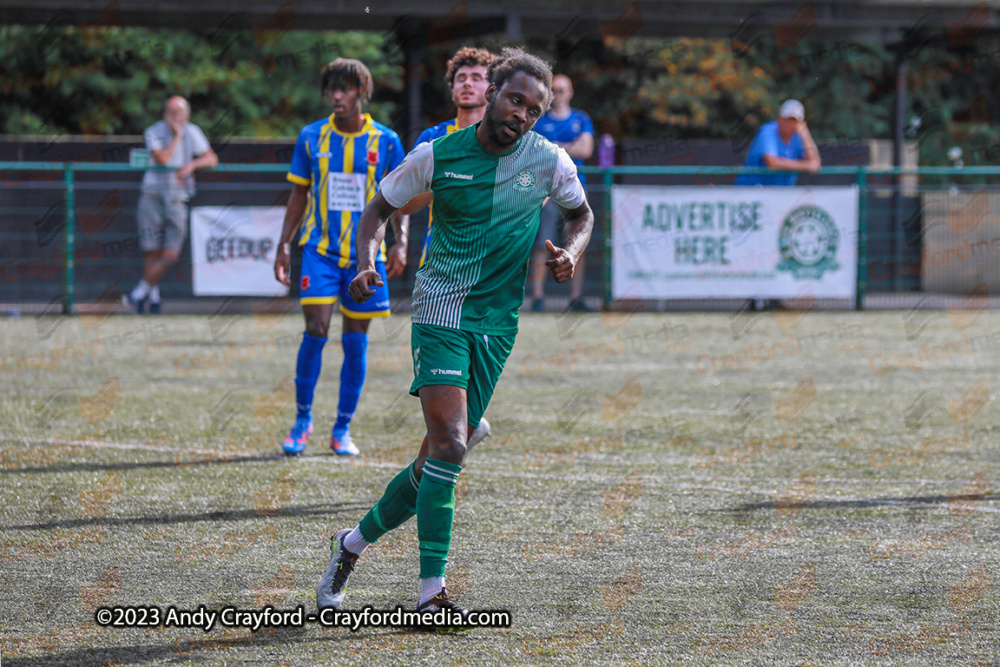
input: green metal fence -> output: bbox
[3,162,999,313]
[1,161,292,314]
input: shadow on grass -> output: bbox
[4,622,445,666]
[2,501,373,532]
[4,626,302,666]
[722,493,1000,513]
[0,453,294,476]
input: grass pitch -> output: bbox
[0,308,997,665]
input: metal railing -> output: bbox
[580,165,1000,311]
[1,161,290,313]
[3,161,999,313]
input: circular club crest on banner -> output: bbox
[777,205,839,279]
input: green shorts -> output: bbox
[409,323,515,428]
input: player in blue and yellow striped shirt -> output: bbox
[274,58,407,457]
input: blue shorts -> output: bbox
[299,246,390,319]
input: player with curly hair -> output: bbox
[316,47,593,626]
[398,46,498,450]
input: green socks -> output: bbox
[358,461,420,543]
[417,458,462,579]
[356,457,462,579]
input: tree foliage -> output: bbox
[528,31,1000,166]
[1,23,997,166]
[0,25,403,139]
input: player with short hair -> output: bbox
[399,45,497,451]
[316,47,594,622]
[274,58,408,457]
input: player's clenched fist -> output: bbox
[544,239,575,284]
[349,269,384,303]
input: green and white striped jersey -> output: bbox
[381,124,587,335]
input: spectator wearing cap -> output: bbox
[736,99,820,186]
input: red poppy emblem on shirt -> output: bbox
[367,149,379,165]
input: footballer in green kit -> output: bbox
[315,47,594,624]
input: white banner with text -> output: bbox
[611,186,859,300]
[190,206,288,297]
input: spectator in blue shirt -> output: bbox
[738,99,821,311]
[529,74,594,312]
[736,99,820,186]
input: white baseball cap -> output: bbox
[779,99,805,121]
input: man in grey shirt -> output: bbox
[125,96,218,313]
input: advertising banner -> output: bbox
[611,186,859,300]
[190,206,288,297]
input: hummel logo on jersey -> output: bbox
[430,368,463,376]
[444,171,473,180]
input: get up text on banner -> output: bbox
[190,206,288,297]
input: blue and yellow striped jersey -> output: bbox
[287,113,404,266]
[415,117,461,147]
[413,118,461,266]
